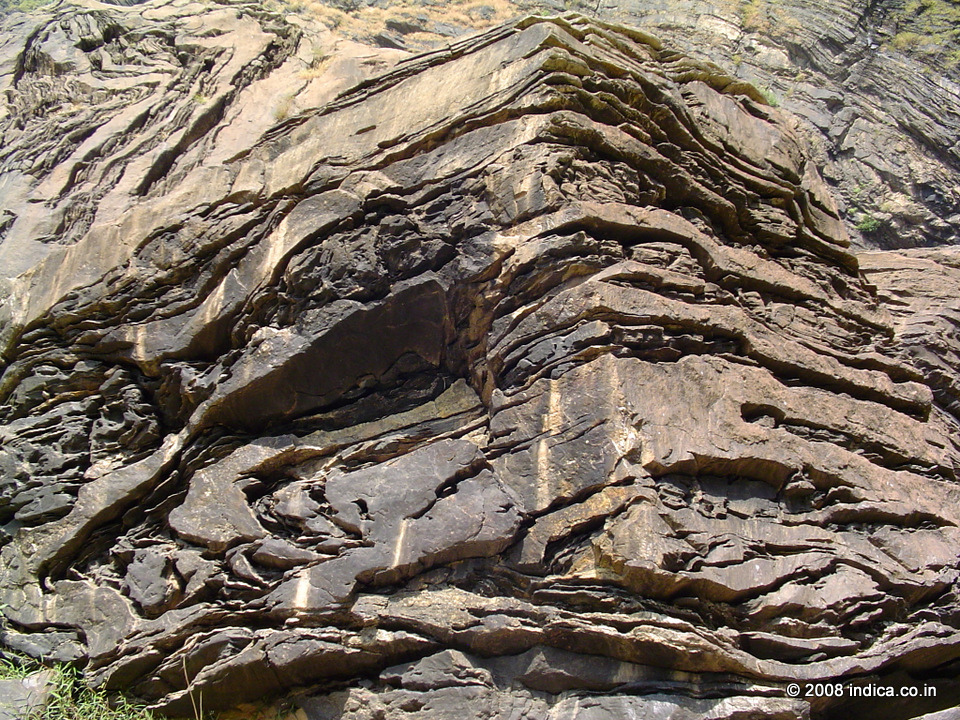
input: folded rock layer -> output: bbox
[1,2,959,719]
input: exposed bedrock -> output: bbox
[1,2,960,719]
[157,0,960,251]
[582,0,960,251]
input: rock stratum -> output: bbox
[1,2,960,719]
[143,0,960,252]
[582,0,960,252]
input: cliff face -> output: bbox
[207,0,960,251]
[4,0,960,254]
[561,0,960,251]
[1,2,960,720]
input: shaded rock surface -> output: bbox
[563,0,960,251]
[1,2,960,720]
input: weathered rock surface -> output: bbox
[565,0,960,251]
[237,0,960,251]
[1,2,960,719]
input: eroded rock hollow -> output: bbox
[2,2,960,718]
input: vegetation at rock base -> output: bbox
[0,655,157,720]
[0,0,48,13]
[1,652,305,720]
[889,0,960,70]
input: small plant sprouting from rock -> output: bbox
[849,182,886,233]
[759,86,780,106]
[273,93,296,122]
[856,213,883,233]
[301,49,332,79]
[740,0,770,32]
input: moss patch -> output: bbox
[889,0,960,71]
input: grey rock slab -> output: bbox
[914,709,960,720]
[380,649,494,690]
[268,440,520,611]
[0,671,56,720]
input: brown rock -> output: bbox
[1,5,959,720]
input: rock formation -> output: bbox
[539,0,960,251]
[166,0,960,252]
[1,1,960,719]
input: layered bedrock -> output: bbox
[1,3,960,719]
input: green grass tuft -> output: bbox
[1,655,157,720]
[856,213,883,233]
[41,666,157,720]
[0,0,52,15]
[758,86,780,106]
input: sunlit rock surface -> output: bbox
[1,2,960,719]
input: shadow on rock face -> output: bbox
[1,4,960,719]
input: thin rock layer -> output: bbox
[1,3,960,719]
